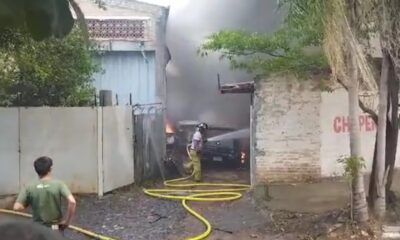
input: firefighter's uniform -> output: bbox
[186,123,207,182]
[189,149,201,181]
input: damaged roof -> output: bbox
[219,81,255,94]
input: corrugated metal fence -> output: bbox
[133,104,166,183]
[0,107,134,196]
[93,51,156,106]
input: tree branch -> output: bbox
[336,77,378,123]
[68,0,89,43]
[220,49,285,58]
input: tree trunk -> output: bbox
[374,50,390,218]
[349,54,369,222]
[385,56,399,202]
[368,56,399,207]
[68,0,89,42]
[368,133,378,208]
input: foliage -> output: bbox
[0,0,74,40]
[379,0,400,67]
[337,156,366,180]
[338,155,368,221]
[0,0,106,41]
[0,27,99,107]
[199,0,330,78]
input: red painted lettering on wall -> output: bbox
[333,115,376,133]
[333,116,341,133]
[365,115,375,131]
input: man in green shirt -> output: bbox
[13,156,76,232]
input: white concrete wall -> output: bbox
[320,89,400,176]
[0,107,134,195]
[102,107,134,192]
[0,108,20,194]
[19,108,99,193]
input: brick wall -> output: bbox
[254,77,400,183]
[254,76,321,183]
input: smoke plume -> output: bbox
[166,0,283,128]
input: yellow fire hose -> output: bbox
[143,146,251,240]
[0,150,250,240]
[0,208,116,240]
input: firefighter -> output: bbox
[187,123,208,182]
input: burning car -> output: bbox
[202,128,250,168]
[165,120,250,173]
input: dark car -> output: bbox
[165,121,250,175]
[202,137,250,169]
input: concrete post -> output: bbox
[99,90,112,106]
[97,107,104,197]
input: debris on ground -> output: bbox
[69,185,186,240]
[262,206,381,240]
[0,173,391,240]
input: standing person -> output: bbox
[13,156,76,233]
[187,123,208,182]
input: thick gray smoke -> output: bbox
[166,0,283,128]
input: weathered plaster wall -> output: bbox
[255,77,400,183]
[254,77,321,183]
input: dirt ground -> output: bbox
[69,186,186,240]
[66,168,300,240]
[71,168,259,240]
[65,168,354,240]
[165,168,265,239]
[3,168,400,239]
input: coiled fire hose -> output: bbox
[0,208,116,240]
[0,148,250,240]
[143,145,250,240]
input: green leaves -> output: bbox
[199,0,329,79]
[337,156,366,180]
[0,27,99,106]
[279,0,324,44]
[200,29,328,78]
[0,0,74,40]
[201,30,288,58]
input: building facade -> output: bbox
[76,0,169,182]
[220,75,397,184]
[77,0,170,106]
[253,76,399,183]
